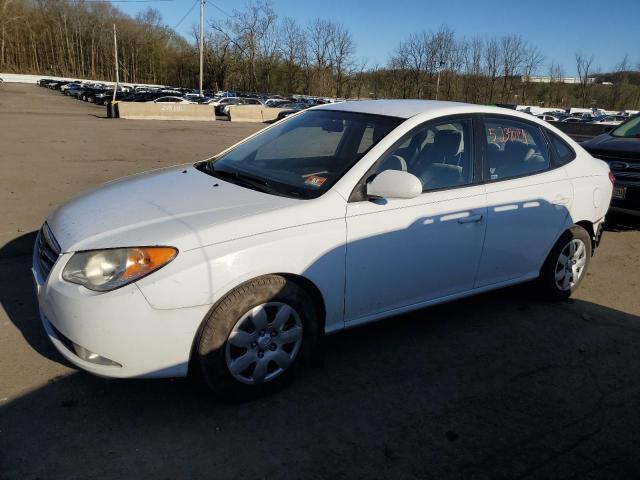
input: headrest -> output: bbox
[432,129,462,156]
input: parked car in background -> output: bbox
[211,96,245,115]
[60,81,81,92]
[537,114,561,122]
[275,102,309,120]
[95,90,128,106]
[121,91,166,102]
[184,93,205,102]
[592,115,627,125]
[265,98,292,107]
[83,87,112,104]
[33,100,612,398]
[151,96,195,104]
[582,115,640,216]
[563,116,588,123]
[70,84,107,100]
[221,98,263,116]
[63,83,83,96]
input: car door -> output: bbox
[345,116,487,323]
[475,115,573,287]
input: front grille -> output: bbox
[37,223,61,279]
[592,154,640,185]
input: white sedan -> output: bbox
[33,100,613,397]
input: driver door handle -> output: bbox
[458,214,483,224]
[552,195,570,206]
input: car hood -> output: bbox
[46,164,299,252]
[582,134,640,160]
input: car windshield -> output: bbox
[198,110,402,199]
[611,115,640,138]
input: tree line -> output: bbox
[2,0,640,109]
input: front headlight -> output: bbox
[62,247,178,292]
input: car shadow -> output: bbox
[0,231,73,365]
[2,261,640,477]
[605,211,640,232]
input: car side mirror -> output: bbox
[366,170,422,199]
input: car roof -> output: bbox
[312,99,543,121]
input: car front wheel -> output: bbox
[195,275,319,398]
[539,225,592,299]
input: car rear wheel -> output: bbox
[195,275,319,399]
[539,225,591,299]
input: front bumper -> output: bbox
[32,233,210,378]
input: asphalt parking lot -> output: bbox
[1,83,640,479]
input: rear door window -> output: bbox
[483,118,550,180]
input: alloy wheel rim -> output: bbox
[225,302,303,385]
[554,239,587,291]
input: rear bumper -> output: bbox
[610,182,640,215]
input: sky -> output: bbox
[116,0,640,76]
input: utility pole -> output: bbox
[199,0,204,96]
[435,60,445,101]
[112,24,119,103]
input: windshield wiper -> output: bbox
[207,164,277,194]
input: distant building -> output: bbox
[521,75,595,84]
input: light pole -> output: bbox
[199,0,204,96]
[112,24,119,103]
[435,60,445,101]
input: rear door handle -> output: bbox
[458,214,483,224]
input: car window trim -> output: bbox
[542,128,577,166]
[478,114,563,184]
[348,113,481,203]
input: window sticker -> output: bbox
[304,175,327,187]
[487,127,529,144]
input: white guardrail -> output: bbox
[0,72,166,89]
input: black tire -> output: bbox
[539,225,592,300]
[195,275,320,399]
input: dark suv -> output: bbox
[582,115,640,216]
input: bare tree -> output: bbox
[484,37,500,103]
[307,18,334,95]
[547,61,565,106]
[610,54,630,109]
[279,17,304,94]
[405,32,428,98]
[210,1,278,92]
[329,23,354,98]
[520,44,544,103]
[499,34,525,103]
[463,37,484,103]
[387,42,410,98]
[575,53,595,107]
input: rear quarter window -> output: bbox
[547,131,576,165]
